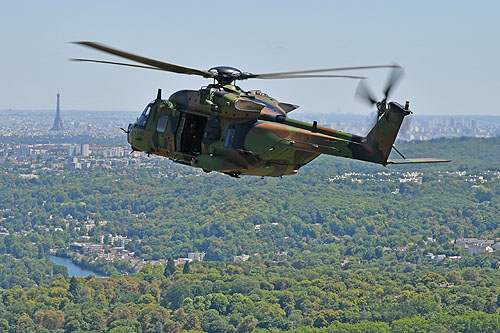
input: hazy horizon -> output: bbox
[2,108,500,119]
[2,1,500,116]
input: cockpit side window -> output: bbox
[137,103,153,127]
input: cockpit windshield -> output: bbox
[137,102,153,127]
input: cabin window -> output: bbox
[224,128,235,148]
[156,115,169,133]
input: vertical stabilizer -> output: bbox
[363,102,411,164]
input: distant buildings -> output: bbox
[188,252,205,262]
[175,257,193,265]
[0,142,147,171]
[68,144,91,157]
[234,254,250,262]
[296,114,500,141]
[425,253,461,262]
[424,237,500,263]
[16,145,31,157]
[456,238,495,256]
[81,144,90,156]
[67,157,91,170]
[108,234,132,247]
[66,237,206,272]
[0,228,10,238]
[171,252,206,266]
[93,146,124,157]
[69,242,105,255]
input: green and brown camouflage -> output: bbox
[127,84,446,177]
[72,41,449,176]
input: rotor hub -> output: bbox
[209,66,248,85]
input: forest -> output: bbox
[0,136,499,331]
[2,260,500,332]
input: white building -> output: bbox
[188,252,205,262]
[81,144,90,157]
[234,254,250,262]
[434,254,446,262]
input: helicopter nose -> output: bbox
[127,126,147,152]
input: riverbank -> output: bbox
[49,255,105,278]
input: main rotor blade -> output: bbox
[71,58,163,71]
[383,65,404,100]
[259,74,366,79]
[355,80,378,106]
[248,64,401,79]
[73,41,213,78]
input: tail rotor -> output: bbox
[355,64,405,121]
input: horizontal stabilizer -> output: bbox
[278,102,300,113]
[387,158,451,165]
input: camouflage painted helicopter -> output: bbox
[73,42,449,177]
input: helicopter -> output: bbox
[73,41,449,178]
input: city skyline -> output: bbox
[1,108,499,145]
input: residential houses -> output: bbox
[456,238,495,256]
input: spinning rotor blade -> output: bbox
[383,64,404,100]
[73,41,402,86]
[355,64,405,124]
[71,58,163,71]
[355,80,378,106]
[248,64,401,79]
[259,74,366,79]
[73,41,213,78]
[355,64,405,106]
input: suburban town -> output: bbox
[1,108,500,143]
[0,107,499,277]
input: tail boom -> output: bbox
[290,101,449,166]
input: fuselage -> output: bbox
[127,85,324,176]
[126,84,405,177]
[73,41,438,174]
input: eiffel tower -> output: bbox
[51,91,63,131]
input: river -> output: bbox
[49,255,105,277]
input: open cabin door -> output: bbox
[176,113,207,155]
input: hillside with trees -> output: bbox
[2,260,500,332]
[0,137,499,331]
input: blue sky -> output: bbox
[1,1,499,115]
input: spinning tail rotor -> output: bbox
[355,64,405,120]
